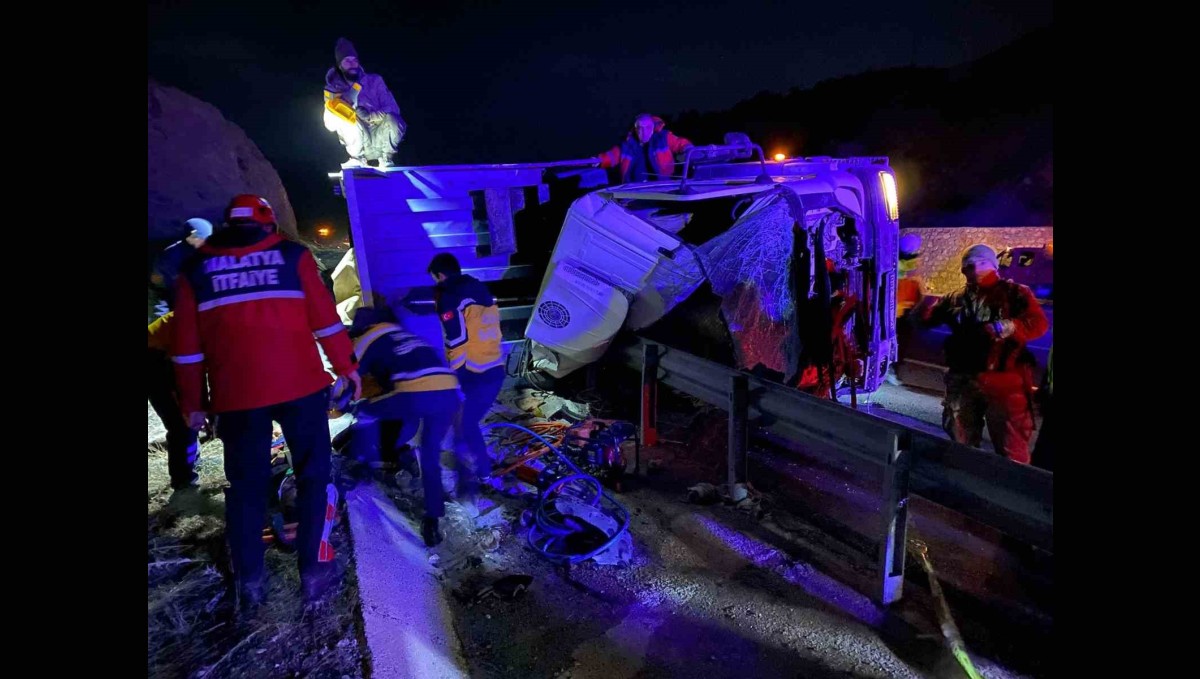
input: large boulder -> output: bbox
[148,80,298,241]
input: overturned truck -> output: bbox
[525,146,903,396]
[331,141,902,397]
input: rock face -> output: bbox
[900,226,1053,296]
[148,80,298,241]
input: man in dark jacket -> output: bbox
[323,37,407,168]
[150,218,213,317]
[346,305,466,546]
[594,114,693,183]
[147,217,213,489]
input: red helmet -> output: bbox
[225,194,276,225]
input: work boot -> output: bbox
[377,155,393,168]
[301,564,340,606]
[340,157,364,169]
[421,516,443,547]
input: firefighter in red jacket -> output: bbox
[171,194,361,610]
[593,114,694,183]
[920,244,1048,464]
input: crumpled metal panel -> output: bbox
[695,190,802,379]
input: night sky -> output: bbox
[148,0,1052,237]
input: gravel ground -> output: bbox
[149,375,1040,679]
[148,403,366,679]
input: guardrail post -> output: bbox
[728,374,749,486]
[877,430,912,605]
[640,344,660,455]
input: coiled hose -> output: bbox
[482,422,631,565]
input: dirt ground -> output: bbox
[382,374,1035,679]
[149,364,1045,679]
[148,403,367,679]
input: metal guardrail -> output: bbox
[618,337,1053,605]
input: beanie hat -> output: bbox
[335,37,357,65]
[961,243,999,273]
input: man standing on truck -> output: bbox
[919,244,1049,464]
[345,305,466,546]
[171,194,362,610]
[593,113,694,183]
[429,253,503,513]
[323,37,407,168]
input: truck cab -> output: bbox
[525,146,904,395]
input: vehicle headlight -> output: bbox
[880,172,900,221]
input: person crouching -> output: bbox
[346,305,468,546]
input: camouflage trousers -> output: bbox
[327,111,405,161]
[942,371,1034,464]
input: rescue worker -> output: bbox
[920,244,1049,464]
[150,217,214,317]
[345,305,466,546]
[171,194,362,610]
[593,113,694,183]
[886,232,925,386]
[148,313,202,489]
[147,217,213,489]
[429,253,503,510]
[323,37,407,168]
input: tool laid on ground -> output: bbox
[483,422,631,565]
[488,418,633,492]
[907,537,984,679]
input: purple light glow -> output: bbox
[693,514,885,627]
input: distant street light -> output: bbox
[773,153,787,162]
[317,226,332,238]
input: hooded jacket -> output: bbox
[324,67,403,122]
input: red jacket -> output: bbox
[597,116,692,183]
[171,231,356,414]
